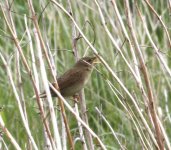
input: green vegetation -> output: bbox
[0,0,170,149]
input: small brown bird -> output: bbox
[39,56,99,98]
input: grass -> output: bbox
[0,0,171,149]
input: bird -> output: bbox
[39,56,99,98]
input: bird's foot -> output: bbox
[73,94,80,103]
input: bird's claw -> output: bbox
[73,94,80,103]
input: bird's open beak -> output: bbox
[92,57,101,64]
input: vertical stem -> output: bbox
[124,1,164,149]
[0,5,56,149]
[67,1,90,149]
[27,0,74,149]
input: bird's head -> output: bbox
[74,56,100,68]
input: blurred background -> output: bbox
[0,0,170,149]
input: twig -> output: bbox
[33,28,60,150]
[0,52,38,150]
[95,107,125,150]
[136,4,170,149]
[67,0,90,149]
[144,0,171,49]
[0,5,56,149]
[49,83,107,150]
[107,80,151,150]
[27,0,74,148]
[0,116,21,150]
[50,0,158,148]
[124,1,163,149]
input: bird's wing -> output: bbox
[57,68,83,91]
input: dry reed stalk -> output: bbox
[27,0,74,148]
[50,0,158,148]
[0,116,21,150]
[0,4,56,149]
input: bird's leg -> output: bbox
[73,93,80,103]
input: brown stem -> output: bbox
[67,0,91,149]
[136,5,164,149]
[27,0,74,149]
[124,1,164,149]
[0,5,55,148]
[144,0,171,49]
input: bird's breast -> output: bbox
[59,68,92,97]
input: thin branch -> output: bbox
[0,116,21,150]
[0,52,38,150]
[49,83,107,150]
[67,0,91,149]
[0,4,56,149]
[144,0,171,49]
[50,0,158,148]
[136,3,170,149]
[95,107,125,150]
[27,1,73,148]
